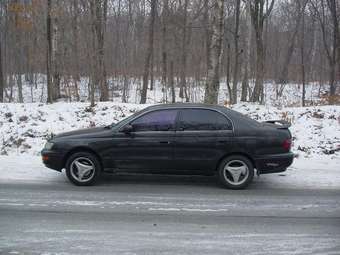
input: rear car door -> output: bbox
[113,109,178,171]
[174,108,234,172]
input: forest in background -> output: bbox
[0,0,339,106]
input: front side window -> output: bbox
[130,110,178,132]
[179,109,232,131]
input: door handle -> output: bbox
[159,141,171,144]
[218,140,228,143]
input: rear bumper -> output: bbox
[255,152,294,174]
[41,149,64,172]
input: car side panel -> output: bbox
[107,131,175,170]
[174,130,233,171]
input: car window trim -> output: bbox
[118,107,235,133]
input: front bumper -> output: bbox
[41,149,64,172]
[255,152,294,174]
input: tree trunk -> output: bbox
[204,0,211,79]
[169,60,175,103]
[140,0,157,104]
[327,0,339,102]
[53,15,60,99]
[179,0,189,102]
[226,43,232,103]
[13,0,23,103]
[249,0,275,103]
[204,0,224,104]
[72,0,80,101]
[46,0,54,103]
[90,1,97,107]
[150,50,154,90]
[16,74,23,103]
[277,0,308,97]
[0,35,4,102]
[161,0,169,102]
[300,9,306,107]
[251,31,265,102]
[241,1,252,102]
[232,0,241,104]
[97,0,108,101]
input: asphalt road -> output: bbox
[1,173,340,255]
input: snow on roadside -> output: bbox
[0,102,147,155]
[1,102,340,159]
[0,155,338,189]
[0,155,63,183]
[231,103,340,157]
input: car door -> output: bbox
[174,108,234,172]
[112,109,178,171]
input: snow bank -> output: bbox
[0,102,146,155]
[231,103,340,157]
[0,102,339,160]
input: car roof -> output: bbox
[142,103,261,127]
[144,103,227,111]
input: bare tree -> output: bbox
[179,0,189,101]
[46,0,54,103]
[326,0,339,100]
[52,12,60,99]
[161,0,169,102]
[241,0,252,102]
[204,0,224,104]
[300,7,306,106]
[0,1,4,103]
[231,0,241,104]
[72,0,80,101]
[312,0,339,103]
[277,0,309,97]
[96,0,108,101]
[2,0,339,105]
[249,0,275,103]
[140,0,157,104]
[0,32,4,102]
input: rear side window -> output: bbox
[179,109,232,131]
[131,109,178,132]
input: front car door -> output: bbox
[112,109,179,171]
[174,108,234,172]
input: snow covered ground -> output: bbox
[0,154,339,190]
[0,101,339,190]
[1,101,339,158]
[1,77,339,187]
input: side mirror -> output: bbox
[122,124,133,134]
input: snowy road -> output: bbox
[0,156,340,254]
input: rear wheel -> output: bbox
[65,152,101,186]
[218,155,254,189]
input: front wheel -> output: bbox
[218,155,254,190]
[65,152,101,186]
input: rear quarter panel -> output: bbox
[228,110,291,157]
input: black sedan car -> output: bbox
[42,103,294,189]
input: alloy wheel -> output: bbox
[70,157,96,183]
[223,160,249,186]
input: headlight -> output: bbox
[44,141,54,150]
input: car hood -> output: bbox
[54,126,109,139]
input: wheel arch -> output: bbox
[63,146,103,170]
[215,152,256,171]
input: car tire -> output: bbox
[65,152,101,186]
[218,155,254,190]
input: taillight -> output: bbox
[282,139,292,151]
